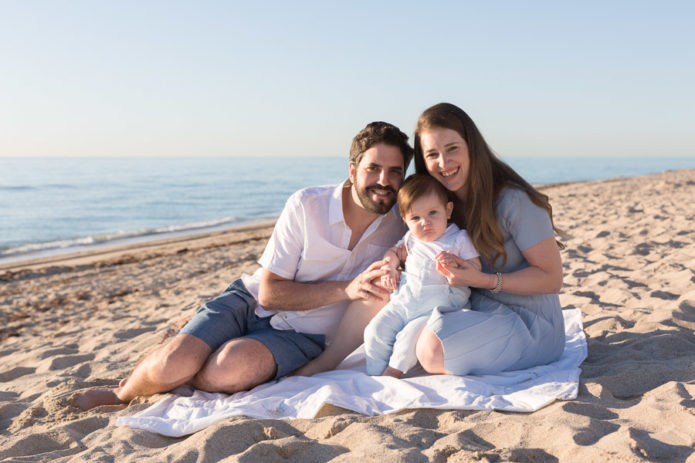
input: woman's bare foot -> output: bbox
[382,366,403,378]
[72,388,126,411]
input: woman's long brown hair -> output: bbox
[413,103,564,267]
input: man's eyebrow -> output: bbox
[364,162,403,170]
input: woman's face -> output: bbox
[419,127,470,194]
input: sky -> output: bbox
[0,1,693,158]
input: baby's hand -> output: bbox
[380,271,399,292]
[379,256,400,291]
[435,251,457,270]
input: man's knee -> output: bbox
[192,338,276,393]
[148,334,211,386]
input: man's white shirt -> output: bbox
[241,182,406,342]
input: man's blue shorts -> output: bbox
[179,279,326,378]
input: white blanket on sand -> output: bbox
[117,308,586,437]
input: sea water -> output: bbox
[1,156,693,263]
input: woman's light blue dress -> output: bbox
[427,188,565,375]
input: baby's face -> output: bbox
[403,191,453,242]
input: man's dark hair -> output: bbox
[349,122,413,170]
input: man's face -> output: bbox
[349,143,405,214]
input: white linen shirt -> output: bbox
[240,181,406,342]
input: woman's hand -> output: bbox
[436,237,563,295]
[435,252,490,289]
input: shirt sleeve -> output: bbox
[497,188,555,251]
[258,191,305,280]
[453,229,480,260]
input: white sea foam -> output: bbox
[0,215,276,262]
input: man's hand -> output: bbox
[346,259,392,302]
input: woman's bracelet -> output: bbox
[491,272,503,294]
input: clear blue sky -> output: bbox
[1,1,693,157]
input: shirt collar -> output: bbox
[328,181,348,225]
[442,223,460,238]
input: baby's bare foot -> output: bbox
[72,388,125,411]
[383,366,403,378]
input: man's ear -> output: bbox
[349,162,356,183]
[446,201,454,219]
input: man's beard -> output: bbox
[355,183,397,214]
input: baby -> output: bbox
[364,174,481,377]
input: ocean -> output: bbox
[1,156,693,264]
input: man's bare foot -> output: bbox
[72,388,126,411]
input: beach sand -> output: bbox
[1,170,694,462]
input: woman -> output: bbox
[413,102,565,375]
[295,102,565,378]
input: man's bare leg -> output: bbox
[192,338,277,393]
[291,297,387,376]
[73,334,212,411]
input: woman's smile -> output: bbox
[419,127,470,194]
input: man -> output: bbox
[74,121,412,410]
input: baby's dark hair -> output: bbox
[397,174,450,217]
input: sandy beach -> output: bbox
[1,169,694,462]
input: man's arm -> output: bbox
[257,260,391,311]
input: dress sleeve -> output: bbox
[257,191,305,280]
[453,229,479,260]
[497,189,554,251]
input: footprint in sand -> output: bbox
[572,418,620,446]
[675,300,695,322]
[650,290,680,300]
[571,291,620,308]
[0,347,19,357]
[628,428,693,461]
[0,391,19,401]
[633,243,653,256]
[0,367,36,382]
[617,277,648,290]
[562,401,618,420]
[49,354,95,371]
[500,448,558,462]
[113,327,157,339]
[38,346,79,360]
[0,432,75,460]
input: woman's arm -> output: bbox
[436,237,562,295]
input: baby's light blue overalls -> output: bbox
[364,224,477,375]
